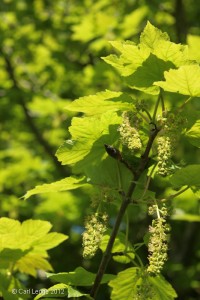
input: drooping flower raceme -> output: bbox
[82,213,108,259]
[118,111,142,152]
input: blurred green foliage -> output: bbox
[0,0,200,299]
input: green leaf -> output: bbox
[0,218,21,234]
[67,286,89,298]
[56,111,121,169]
[109,267,141,300]
[154,65,200,96]
[109,268,177,300]
[32,232,68,250]
[148,275,177,299]
[126,54,173,95]
[23,176,88,200]
[34,284,68,299]
[140,21,169,50]
[21,219,52,238]
[47,267,115,287]
[100,231,135,264]
[0,218,68,276]
[65,90,133,116]
[15,253,53,277]
[170,165,200,188]
[185,120,200,147]
[102,41,149,76]
[0,248,29,268]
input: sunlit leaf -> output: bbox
[140,21,169,50]
[23,176,87,200]
[56,111,121,169]
[109,268,177,300]
[155,65,200,96]
[65,90,133,116]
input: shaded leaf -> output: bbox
[185,120,200,148]
[126,54,173,95]
[170,165,200,188]
[47,267,115,286]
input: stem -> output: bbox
[155,202,161,219]
[138,163,157,201]
[90,126,159,299]
[135,252,144,268]
[137,111,150,124]
[125,212,129,251]
[167,186,189,200]
[143,109,153,122]
[152,91,161,123]
[160,92,165,115]
[178,97,192,111]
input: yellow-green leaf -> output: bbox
[155,65,200,97]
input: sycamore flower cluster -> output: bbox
[157,136,173,176]
[156,113,186,176]
[82,213,108,259]
[118,111,142,151]
[147,204,170,275]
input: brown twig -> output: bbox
[90,125,159,299]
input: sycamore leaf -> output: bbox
[47,267,115,286]
[140,21,169,50]
[170,165,200,188]
[109,268,177,300]
[56,111,121,169]
[32,232,68,250]
[154,65,200,96]
[0,248,29,268]
[102,41,149,76]
[153,40,189,67]
[126,54,174,95]
[65,90,133,116]
[0,218,68,277]
[185,120,200,147]
[109,267,141,300]
[15,253,53,277]
[23,176,87,200]
[148,276,177,299]
[21,219,52,237]
[67,286,90,298]
[0,218,21,234]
